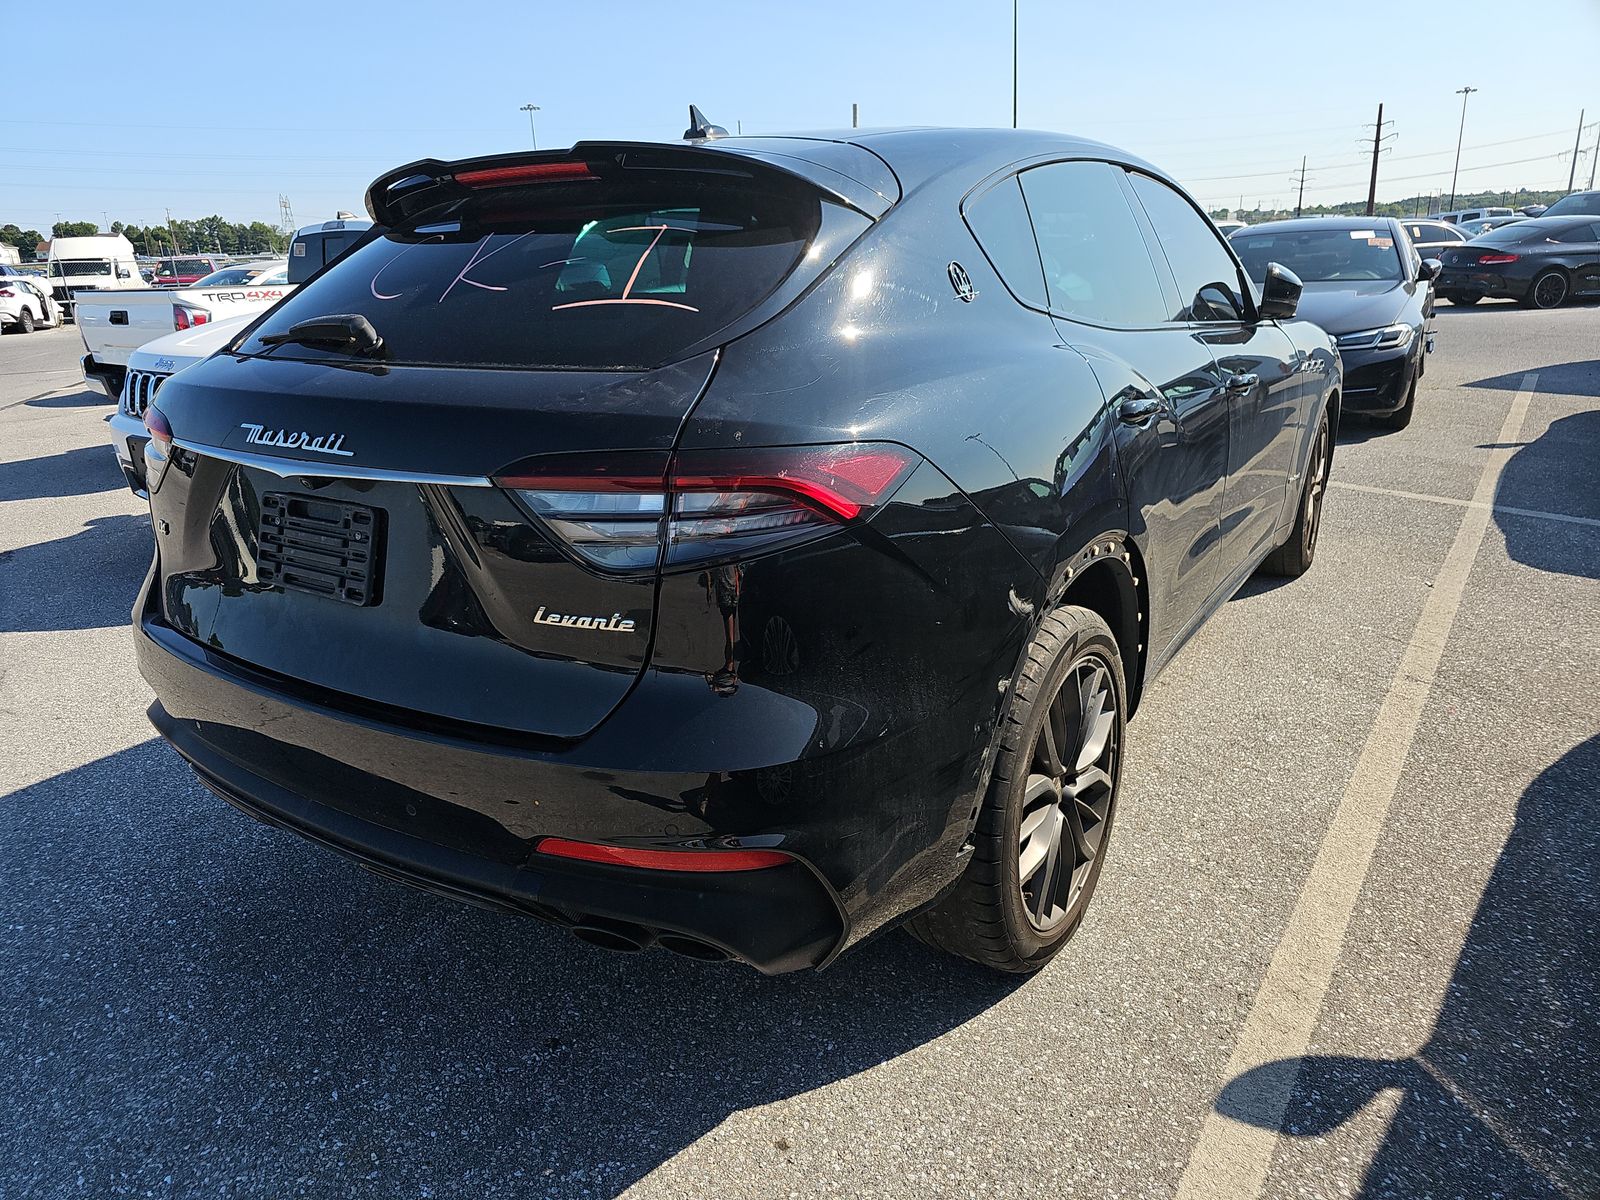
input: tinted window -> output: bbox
[1541,192,1600,218]
[49,260,112,277]
[1128,172,1245,321]
[1231,228,1403,283]
[287,231,368,284]
[1406,222,1464,244]
[1018,161,1168,327]
[194,266,258,286]
[246,173,832,369]
[963,176,1046,308]
[1554,223,1600,244]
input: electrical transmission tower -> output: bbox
[279,195,295,232]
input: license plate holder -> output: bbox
[257,492,384,607]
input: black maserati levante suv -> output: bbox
[135,126,1340,974]
[1435,215,1600,309]
[1230,217,1433,430]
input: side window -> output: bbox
[1017,160,1168,327]
[1554,223,1599,244]
[1127,171,1247,322]
[962,176,1047,309]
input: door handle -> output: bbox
[1225,372,1259,393]
[1116,395,1163,426]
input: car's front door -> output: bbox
[1017,160,1231,662]
[1124,170,1302,577]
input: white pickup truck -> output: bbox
[77,260,291,399]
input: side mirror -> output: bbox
[117,267,131,279]
[1258,262,1302,320]
[1418,258,1442,282]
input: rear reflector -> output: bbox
[535,837,788,872]
[455,162,597,188]
[497,443,918,572]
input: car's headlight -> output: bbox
[1336,323,1415,351]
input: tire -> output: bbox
[1260,407,1331,577]
[16,306,35,334]
[1378,371,1417,431]
[1448,292,1481,306]
[1524,269,1568,310]
[906,605,1125,973]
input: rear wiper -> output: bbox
[257,313,384,356]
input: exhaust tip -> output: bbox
[657,933,733,962]
[571,917,653,954]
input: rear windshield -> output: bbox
[1231,228,1403,283]
[50,259,112,277]
[243,173,826,369]
[1474,224,1539,247]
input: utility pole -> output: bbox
[1293,156,1308,218]
[1012,0,1018,129]
[851,102,858,129]
[1447,86,1477,211]
[166,207,179,256]
[1364,102,1395,217]
[519,103,540,150]
[1590,118,1598,190]
[1567,109,1585,192]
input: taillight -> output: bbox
[0,288,13,298]
[172,303,210,331]
[534,837,788,872]
[496,443,920,572]
[455,161,596,188]
[1477,253,1519,264]
[143,405,174,492]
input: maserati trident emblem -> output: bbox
[534,606,637,633]
[947,260,977,302]
[239,423,354,458]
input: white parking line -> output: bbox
[1330,480,1600,530]
[1175,373,1541,1200]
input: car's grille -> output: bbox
[121,370,170,418]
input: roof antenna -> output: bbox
[683,104,728,141]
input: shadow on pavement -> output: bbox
[0,741,1026,1198]
[0,443,127,502]
[26,387,113,409]
[1492,410,1600,573]
[1462,359,1600,397]
[1213,734,1600,1198]
[0,513,150,632]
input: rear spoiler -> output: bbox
[365,139,900,228]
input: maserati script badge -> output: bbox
[239,423,354,458]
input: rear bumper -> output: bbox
[81,353,124,400]
[1436,266,1528,301]
[137,608,860,973]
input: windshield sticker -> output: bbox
[551,225,700,313]
[1349,230,1377,239]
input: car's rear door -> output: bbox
[1017,159,1230,660]
[1125,170,1301,576]
[1557,221,1600,295]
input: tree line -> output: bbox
[1,217,289,260]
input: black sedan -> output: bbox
[135,125,1339,974]
[1400,218,1470,262]
[1231,217,1435,430]
[1436,215,1600,309]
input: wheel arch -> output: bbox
[1052,537,1147,717]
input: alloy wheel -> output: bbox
[1533,272,1568,309]
[1017,654,1119,931]
[1303,418,1330,557]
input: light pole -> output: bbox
[1012,0,1018,129]
[520,103,541,150]
[1447,86,1477,211]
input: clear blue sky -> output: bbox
[6,0,1598,233]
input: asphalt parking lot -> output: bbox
[2,309,1596,1199]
